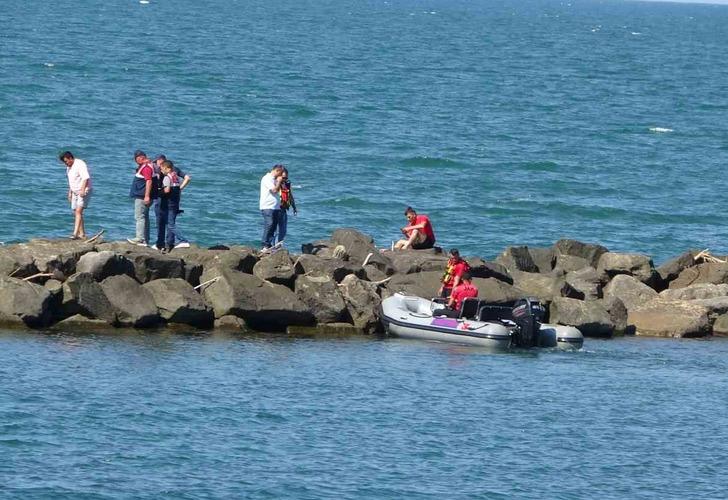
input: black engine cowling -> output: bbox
[511,298,546,348]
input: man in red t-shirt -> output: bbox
[433,272,478,318]
[394,206,436,250]
[438,248,469,298]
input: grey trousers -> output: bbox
[134,198,150,243]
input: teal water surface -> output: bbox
[2,0,728,261]
[1,332,727,499]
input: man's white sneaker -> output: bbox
[127,238,147,247]
[150,245,160,251]
[174,242,190,249]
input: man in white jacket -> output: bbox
[59,151,91,240]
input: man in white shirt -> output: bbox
[259,164,284,249]
[59,151,91,240]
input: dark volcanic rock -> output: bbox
[554,239,608,268]
[143,278,214,327]
[294,275,348,324]
[549,297,614,337]
[62,272,117,324]
[669,263,728,290]
[0,276,53,327]
[338,274,381,333]
[467,258,513,284]
[253,250,297,288]
[656,251,697,286]
[76,251,135,281]
[495,246,538,273]
[330,228,393,273]
[100,274,160,327]
[294,254,365,283]
[528,246,556,274]
[201,268,314,330]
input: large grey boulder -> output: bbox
[467,258,513,284]
[96,242,186,283]
[24,238,97,279]
[495,246,538,273]
[659,283,728,301]
[597,252,660,288]
[330,228,393,273]
[100,274,160,327]
[564,267,602,300]
[554,239,609,268]
[628,299,710,338]
[0,245,38,278]
[62,272,117,323]
[528,246,556,274]
[143,278,213,327]
[712,313,728,335]
[76,251,135,281]
[669,263,728,290]
[656,251,697,286]
[386,271,443,299]
[386,250,448,275]
[0,276,53,327]
[510,270,567,303]
[604,296,630,334]
[177,246,259,275]
[301,239,335,258]
[294,275,348,324]
[253,250,296,288]
[554,254,591,275]
[475,278,527,305]
[549,297,614,337]
[294,254,365,283]
[338,274,381,333]
[201,268,314,329]
[603,274,658,312]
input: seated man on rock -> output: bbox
[433,272,478,318]
[394,206,436,250]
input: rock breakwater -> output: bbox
[0,229,724,339]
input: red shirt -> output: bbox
[443,259,469,288]
[136,162,153,181]
[411,214,435,241]
[450,282,478,311]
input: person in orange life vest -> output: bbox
[394,206,436,250]
[433,272,478,318]
[275,167,297,245]
[438,248,470,298]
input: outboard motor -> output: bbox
[511,298,546,348]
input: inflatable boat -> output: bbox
[380,293,583,350]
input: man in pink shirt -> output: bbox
[59,151,91,240]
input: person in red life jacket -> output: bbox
[394,206,436,250]
[433,272,478,318]
[276,167,297,245]
[127,150,154,246]
[438,248,470,298]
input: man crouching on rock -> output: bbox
[394,206,436,250]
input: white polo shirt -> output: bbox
[67,158,91,194]
[259,172,280,210]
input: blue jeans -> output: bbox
[134,198,150,243]
[154,198,166,248]
[276,209,288,244]
[261,209,280,248]
[165,202,187,248]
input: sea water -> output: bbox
[2,0,728,497]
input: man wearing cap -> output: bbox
[152,154,191,250]
[127,150,154,246]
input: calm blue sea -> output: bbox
[1,0,728,262]
[3,0,728,498]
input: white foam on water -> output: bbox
[650,127,674,133]
[44,63,55,67]
[631,31,642,35]
[139,0,149,4]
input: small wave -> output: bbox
[649,127,673,133]
[631,32,642,35]
[44,62,54,68]
[398,156,467,169]
[520,161,559,172]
